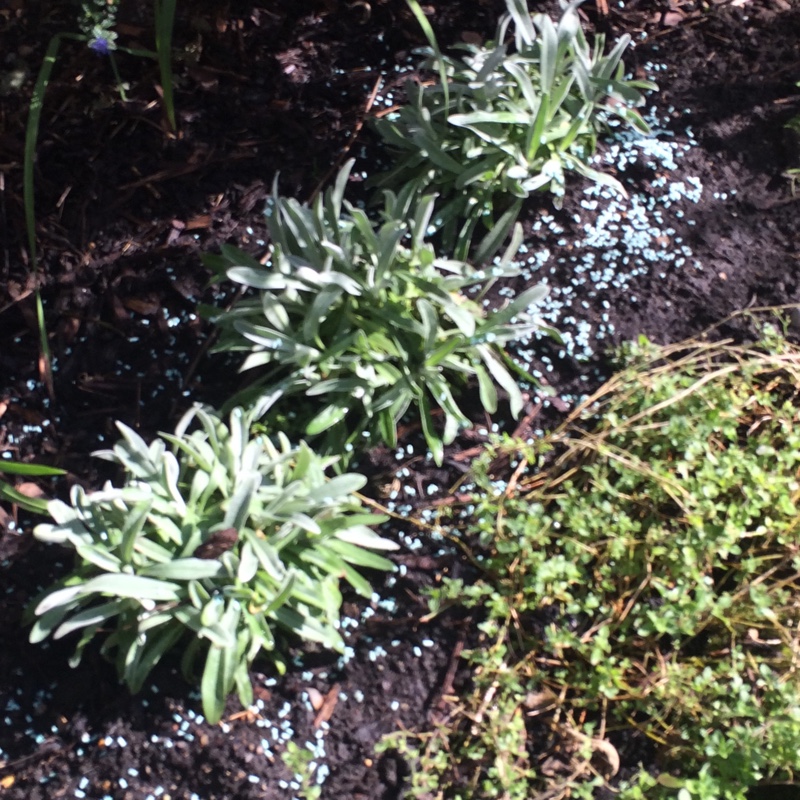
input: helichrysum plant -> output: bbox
[392,323,800,799]
[205,161,554,466]
[27,405,396,724]
[372,0,656,255]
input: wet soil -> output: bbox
[1,0,799,797]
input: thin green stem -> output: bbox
[23,34,73,400]
[405,0,449,110]
[108,51,128,101]
[153,0,177,131]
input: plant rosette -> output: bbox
[204,161,556,466]
[26,404,397,724]
[372,0,656,254]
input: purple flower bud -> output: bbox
[89,37,110,56]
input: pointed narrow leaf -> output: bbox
[36,575,181,616]
[74,542,122,573]
[201,643,226,724]
[263,569,297,616]
[0,461,65,477]
[326,539,396,571]
[506,0,536,45]
[489,282,550,327]
[476,344,524,417]
[126,622,185,694]
[307,473,367,502]
[303,284,344,341]
[474,202,523,266]
[305,403,349,436]
[330,160,354,220]
[416,298,439,352]
[29,600,84,643]
[0,483,50,514]
[419,391,444,467]
[53,601,124,639]
[538,12,558,94]
[223,471,261,530]
[475,363,499,414]
[334,526,399,551]
[141,559,224,580]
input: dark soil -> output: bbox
[1,0,799,798]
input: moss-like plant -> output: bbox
[382,321,800,799]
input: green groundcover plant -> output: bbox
[205,161,556,466]
[26,404,397,724]
[371,0,656,256]
[382,322,800,800]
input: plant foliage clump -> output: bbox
[27,405,396,724]
[206,162,554,466]
[385,325,800,799]
[372,0,656,255]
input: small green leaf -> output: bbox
[378,408,398,448]
[419,392,445,467]
[201,642,227,725]
[73,542,123,573]
[475,363,499,414]
[263,569,297,616]
[125,621,185,694]
[29,600,84,643]
[224,471,261,530]
[308,473,367,502]
[476,344,524,417]
[474,203,523,266]
[416,298,439,352]
[325,539,396,571]
[0,461,65,477]
[0,481,51,515]
[140,559,224,581]
[35,574,181,616]
[334,526,399,551]
[119,498,154,564]
[425,337,462,369]
[237,541,259,583]
[247,535,287,582]
[305,404,349,436]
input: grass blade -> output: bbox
[153,0,177,131]
[23,34,63,400]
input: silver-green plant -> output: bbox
[204,162,554,467]
[26,404,396,724]
[372,0,656,256]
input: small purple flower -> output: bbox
[89,37,111,56]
